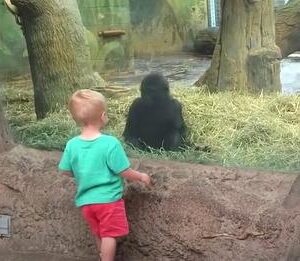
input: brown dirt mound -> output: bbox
[0,146,300,260]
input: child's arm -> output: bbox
[120,168,152,186]
[59,142,72,177]
[60,170,73,177]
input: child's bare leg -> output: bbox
[100,237,117,261]
[95,237,102,260]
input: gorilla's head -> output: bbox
[140,72,170,99]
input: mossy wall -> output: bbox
[78,0,134,74]
[0,0,208,76]
[129,0,208,56]
[0,3,29,77]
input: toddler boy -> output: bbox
[59,89,151,261]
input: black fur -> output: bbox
[123,72,187,151]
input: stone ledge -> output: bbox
[0,146,299,260]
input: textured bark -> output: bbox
[196,0,281,93]
[275,0,300,58]
[0,103,12,153]
[195,0,300,59]
[10,0,104,119]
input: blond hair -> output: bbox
[68,89,106,126]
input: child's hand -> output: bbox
[121,169,153,186]
[140,173,152,187]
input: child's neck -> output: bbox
[80,125,102,140]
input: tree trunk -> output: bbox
[0,103,12,153]
[196,0,281,93]
[10,0,105,119]
[275,0,300,58]
[195,0,300,59]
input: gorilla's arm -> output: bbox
[173,100,187,134]
[123,98,145,149]
[163,99,187,150]
[168,99,211,152]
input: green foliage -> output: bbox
[3,82,300,172]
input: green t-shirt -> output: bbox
[58,134,130,207]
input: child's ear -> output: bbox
[101,111,108,123]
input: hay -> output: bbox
[3,82,300,172]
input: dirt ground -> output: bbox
[1,146,300,261]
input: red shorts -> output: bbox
[81,199,129,238]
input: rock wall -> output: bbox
[1,146,300,260]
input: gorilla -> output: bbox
[123,72,187,151]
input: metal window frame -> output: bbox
[207,0,221,28]
[0,214,11,237]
